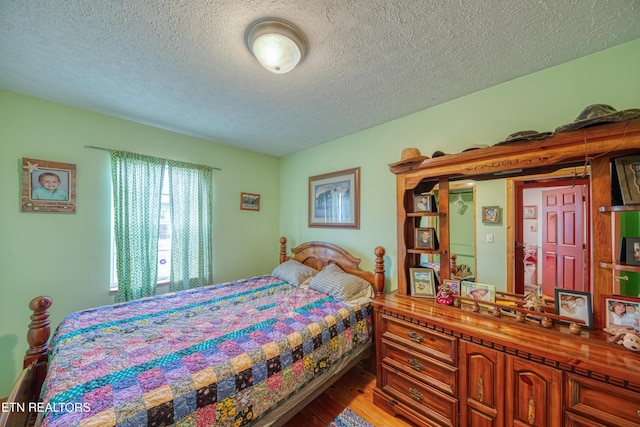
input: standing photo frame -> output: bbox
[442,279,460,296]
[415,227,438,250]
[240,192,260,211]
[482,206,500,224]
[602,295,640,331]
[615,155,640,205]
[21,157,76,214]
[460,281,496,308]
[409,268,437,297]
[414,194,435,212]
[308,167,360,228]
[554,289,593,329]
[625,237,640,266]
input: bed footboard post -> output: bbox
[374,246,386,296]
[24,296,52,369]
[279,236,288,264]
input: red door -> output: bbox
[541,186,587,294]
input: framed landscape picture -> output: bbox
[240,192,260,211]
[409,268,437,297]
[308,167,360,228]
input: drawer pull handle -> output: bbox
[408,387,423,401]
[477,375,484,403]
[528,395,535,425]
[408,359,423,371]
[407,331,424,343]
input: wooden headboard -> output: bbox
[278,237,386,296]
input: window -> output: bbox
[110,151,214,301]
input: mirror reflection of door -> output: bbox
[514,176,590,296]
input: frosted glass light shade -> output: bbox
[247,20,307,74]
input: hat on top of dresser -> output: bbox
[389,147,428,167]
[462,144,490,152]
[495,130,553,146]
[555,104,640,133]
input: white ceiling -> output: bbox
[1,1,639,157]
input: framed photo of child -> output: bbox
[602,295,640,331]
[415,227,438,250]
[414,194,434,212]
[554,289,593,329]
[21,158,76,213]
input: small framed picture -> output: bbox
[625,237,640,266]
[602,295,640,331]
[410,268,437,297]
[461,281,495,308]
[415,227,438,250]
[523,205,537,219]
[482,206,500,224]
[442,279,460,296]
[240,192,260,211]
[554,289,593,329]
[614,155,640,205]
[414,194,434,212]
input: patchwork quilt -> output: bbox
[39,275,372,426]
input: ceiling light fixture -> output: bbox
[246,19,307,74]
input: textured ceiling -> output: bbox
[1,1,640,157]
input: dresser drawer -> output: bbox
[380,313,457,365]
[564,372,640,426]
[379,363,458,427]
[381,337,458,395]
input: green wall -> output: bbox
[0,90,280,396]
[621,211,640,296]
[280,37,640,293]
[1,37,639,398]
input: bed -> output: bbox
[2,237,385,427]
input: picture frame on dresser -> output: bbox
[614,154,640,205]
[602,295,640,330]
[414,194,435,212]
[461,281,495,308]
[415,227,438,250]
[554,289,593,329]
[625,237,640,266]
[409,267,437,297]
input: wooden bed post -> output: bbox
[24,295,52,401]
[279,237,288,264]
[374,246,386,296]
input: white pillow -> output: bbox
[309,263,372,302]
[271,259,318,286]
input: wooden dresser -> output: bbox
[375,118,640,426]
[373,294,640,427]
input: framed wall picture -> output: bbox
[602,295,640,331]
[414,194,435,212]
[554,289,593,329]
[482,206,500,224]
[415,227,438,250]
[409,268,437,297]
[240,192,260,211]
[523,205,537,219]
[308,167,360,228]
[615,155,640,205]
[625,237,640,266]
[461,281,495,308]
[21,157,76,213]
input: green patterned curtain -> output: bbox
[167,159,214,292]
[111,151,165,302]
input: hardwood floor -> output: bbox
[284,363,416,427]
